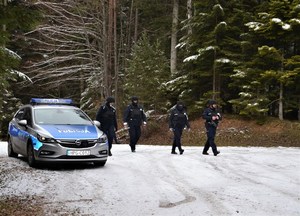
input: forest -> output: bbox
[0,0,300,137]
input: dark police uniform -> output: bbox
[123,97,147,152]
[169,102,190,155]
[202,99,221,156]
[96,97,117,156]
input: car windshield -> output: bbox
[34,108,92,125]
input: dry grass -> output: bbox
[138,115,300,147]
[0,196,44,216]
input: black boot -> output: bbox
[214,151,220,156]
[171,151,177,154]
[202,152,209,155]
[180,149,184,155]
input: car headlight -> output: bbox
[97,134,107,144]
[37,134,56,143]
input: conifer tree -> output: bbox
[175,0,251,115]
[231,0,300,120]
[0,0,38,136]
[124,33,169,111]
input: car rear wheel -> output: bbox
[94,160,106,167]
[27,143,37,167]
[8,137,18,158]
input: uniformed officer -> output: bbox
[202,99,221,156]
[96,97,118,156]
[169,101,190,155]
[123,96,147,152]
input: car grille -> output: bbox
[57,155,99,159]
[57,139,97,148]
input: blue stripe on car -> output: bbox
[30,135,43,151]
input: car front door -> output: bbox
[11,107,32,155]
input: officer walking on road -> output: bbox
[202,99,221,156]
[169,101,190,155]
[96,97,118,156]
[123,96,147,152]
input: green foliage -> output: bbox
[0,0,39,137]
[124,33,170,111]
[0,46,21,137]
[174,0,247,116]
[1,0,299,125]
[230,0,300,119]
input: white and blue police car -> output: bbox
[7,98,108,167]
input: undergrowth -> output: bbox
[138,115,300,147]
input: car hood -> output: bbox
[38,124,102,139]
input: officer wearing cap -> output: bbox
[96,97,118,156]
[123,96,147,152]
[169,101,190,155]
[202,99,222,156]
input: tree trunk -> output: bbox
[212,48,216,100]
[298,99,300,121]
[187,0,192,35]
[2,0,7,31]
[127,0,134,53]
[170,0,179,74]
[107,0,114,97]
[134,7,138,43]
[279,53,284,120]
[102,0,108,98]
[279,82,283,120]
[113,0,118,106]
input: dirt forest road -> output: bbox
[0,142,300,216]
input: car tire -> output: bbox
[94,160,106,167]
[27,143,37,167]
[8,137,18,158]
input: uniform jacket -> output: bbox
[123,104,147,126]
[169,107,190,129]
[202,107,222,127]
[96,103,118,130]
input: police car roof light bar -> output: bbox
[30,98,73,105]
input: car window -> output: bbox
[34,108,92,125]
[23,107,33,127]
[15,109,25,121]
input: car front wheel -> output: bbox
[8,137,18,158]
[27,143,37,167]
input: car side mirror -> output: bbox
[18,119,28,127]
[93,120,100,127]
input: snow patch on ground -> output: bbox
[0,142,299,215]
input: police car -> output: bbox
[7,98,108,167]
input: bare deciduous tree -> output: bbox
[24,0,119,108]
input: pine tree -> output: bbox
[231,0,300,120]
[0,0,38,136]
[176,0,251,115]
[124,33,169,111]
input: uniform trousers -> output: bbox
[172,127,184,152]
[203,124,218,155]
[128,125,141,151]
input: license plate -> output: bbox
[67,150,90,156]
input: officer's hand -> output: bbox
[169,128,173,132]
[212,116,219,120]
[123,122,128,129]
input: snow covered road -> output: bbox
[0,141,299,216]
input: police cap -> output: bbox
[106,97,115,103]
[207,99,217,105]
